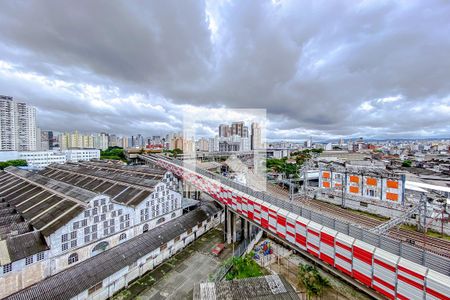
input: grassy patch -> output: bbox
[400,224,450,241]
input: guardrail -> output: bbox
[141,154,450,276]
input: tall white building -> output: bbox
[251,122,262,150]
[0,95,38,151]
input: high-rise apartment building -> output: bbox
[231,121,244,137]
[39,130,54,150]
[251,122,262,150]
[218,124,231,137]
[0,95,37,151]
[94,133,109,150]
[59,131,95,149]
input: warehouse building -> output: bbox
[0,161,183,298]
[319,164,406,204]
[4,203,221,300]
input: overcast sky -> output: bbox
[0,0,449,141]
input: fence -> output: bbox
[209,228,261,282]
[142,154,450,276]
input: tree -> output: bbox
[402,160,412,167]
[225,252,264,280]
[100,147,126,161]
[297,264,329,299]
[172,148,183,158]
[0,159,27,170]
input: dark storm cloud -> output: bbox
[0,0,449,139]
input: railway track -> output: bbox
[267,183,450,258]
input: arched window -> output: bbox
[156,217,165,224]
[143,223,149,233]
[171,213,176,219]
[92,241,109,256]
[68,253,78,265]
[119,233,127,241]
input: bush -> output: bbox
[225,252,264,280]
[402,160,412,167]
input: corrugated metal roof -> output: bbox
[6,231,48,261]
[5,203,221,300]
[193,275,298,300]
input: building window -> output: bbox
[157,217,165,224]
[62,243,68,251]
[68,253,79,265]
[81,219,88,227]
[143,224,149,233]
[92,241,109,256]
[119,233,127,241]
[71,240,77,248]
[37,252,45,261]
[3,263,12,274]
[88,282,103,295]
[84,211,90,218]
[73,222,79,230]
[25,256,34,265]
[61,234,68,243]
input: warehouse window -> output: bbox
[37,252,45,261]
[25,256,34,265]
[68,253,79,265]
[88,282,103,295]
[3,263,12,274]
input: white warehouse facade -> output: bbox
[0,161,184,298]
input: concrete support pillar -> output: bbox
[226,208,232,244]
[232,213,237,243]
[244,219,249,240]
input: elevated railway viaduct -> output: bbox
[139,154,450,300]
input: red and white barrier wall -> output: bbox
[153,158,450,300]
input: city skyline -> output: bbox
[0,1,449,140]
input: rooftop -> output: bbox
[193,274,298,300]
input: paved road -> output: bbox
[138,252,220,299]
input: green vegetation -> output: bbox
[297,263,330,299]
[225,252,265,280]
[401,224,450,241]
[267,149,323,178]
[100,147,126,161]
[0,159,27,170]
[163,148,183,158]
[402,160,412,167]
